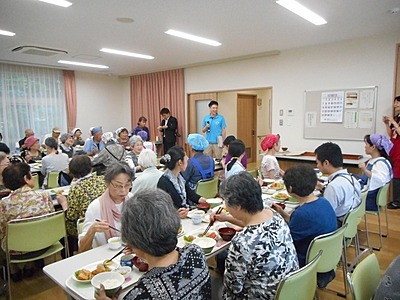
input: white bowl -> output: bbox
[192,237,217,254]
[206,198,223,208]
[107,237,121,250]
[91,272,124,297]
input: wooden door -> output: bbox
[237,94,257,163]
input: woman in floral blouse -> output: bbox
[220,171,298,299]
[0,162,54,281]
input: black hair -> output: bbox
[226,139,245,171]
[223,135,236,146]
[160,108,170,115]
[137,116,147,124]
[394,96,400,122]
[314,142,343,168]
[45,137,58,150]
[283,165,317,197]
[3,162,32,190]
[220,171,263,214]
[69,155,92,178]
[160,145,185,170]
[0,142,10,155]
[208,100,218,107]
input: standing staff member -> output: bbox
[383,95,400,209]
[158,108,178,154]
[202,100,226,160]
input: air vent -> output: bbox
[12,46,68,56]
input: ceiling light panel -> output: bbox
[100,48,154,60]
[165,29,221,46]
[58,60,108,69]
[38,0,72,8]
[276,0,327,25]
[0,29,16,36]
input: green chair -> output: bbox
[365,183,390,250]
[275,250,322,300]
[47,171,60,189]
[5,211,69,299]
[346,248,380,300]
[247,168,258,178]
[306,225,347,293]
[32,173,40,190]
[195,177,219,198]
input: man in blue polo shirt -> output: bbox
[202,100,226,160]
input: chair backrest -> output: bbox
[347,249,380,300]
[195,177,218,198]
[343,193,366,239]
[306,225,347,273]
[47,171,60,189]
[377,183,390,208]
[32,173,40,190]
[6,211,67,252]
[275,251,322,300]
[247,168,258,178]
[77,217,85,235]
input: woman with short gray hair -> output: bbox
[126,135,143,172]
[130,149,163,196]
[95,189,211,299]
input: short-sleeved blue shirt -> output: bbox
[202,114,226,144]
[83,138,105,154]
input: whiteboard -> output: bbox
[304,86,377,141]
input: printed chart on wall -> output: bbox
[304,86,377,141]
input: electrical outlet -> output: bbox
[279,109,284,116]
[279,119,283,126]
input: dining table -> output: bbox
[43,216,232,300]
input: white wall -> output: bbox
[75,72,131,138]
[185,32,400,155]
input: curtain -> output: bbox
[63,70,77,132]
[0,63,67,150]
[130,69,184,145]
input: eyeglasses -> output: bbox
[110,181,132,190]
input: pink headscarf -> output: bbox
[261,134,280,151]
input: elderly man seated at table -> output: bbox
[83,126,105,157]
[130,149,163,196]
[18,128,34,151]
[182,133,214,190]
[57,155,106,255]
[92,132,127,175]
[43,126,61,146]
[95,189,211,300]
[0,162,54,281]
[78,163,133,252]
[41,137,69,188]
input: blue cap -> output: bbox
[187,134,209,151]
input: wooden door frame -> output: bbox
[237,93,257,163]
[187,93,218,135]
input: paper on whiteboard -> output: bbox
[344,111,358,128]
[358,111,373,128]
[320,91,344,123]
[359,89,375,109]
[305,112,317,127]
[345,91,359,108]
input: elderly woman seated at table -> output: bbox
[182,133,215,190]
[71,127,85,147]
[220,171,298,299]
[21,136,45,164]
[78,163,133,252]
[130,149,163,196]
[272,165,337,288]
[92,132,127,175]
[0,162,54,281]
[41,137,69,188]
[0,152,11,199]
[59,133,75,158]
[116,127,130,150]
[95,189,211,300]
[57,155,106,255]
[157,146,207,218]
[83,127,105,157]
[126,135,144,172]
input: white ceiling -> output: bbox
[1,0,400,76]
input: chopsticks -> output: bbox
[202,206,223,237]
[104,246,127,264]
[95,219,120,232]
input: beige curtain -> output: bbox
[63,70,77,132]
[130,69,184,144]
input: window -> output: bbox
[0,63,67,151]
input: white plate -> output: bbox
[72,260,118,283]
[202,214,210,223]
[272,192,289,202]
[262,178,275,184]
[187,209,205,219]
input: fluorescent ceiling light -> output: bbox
[58,60,108,69]
[165,29,221,46]
[276,0,327,25]
[0,29,16,36]
[39,0,72,8]
[100,48,154,60]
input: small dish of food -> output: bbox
[272,192,289,201]
[73,260,118,283]
[269,182,285,190]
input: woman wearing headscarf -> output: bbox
[383,95,400,209]
[359,134,393,211]
[115,127,130,149]
[78,163,133,252]
[71,128,85,146]
[131,116,150,141]
[157,146,207,218]
[20,136,45,163]
[261,134,285,179]
[182,133,215,190]
[83,126,105,156]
